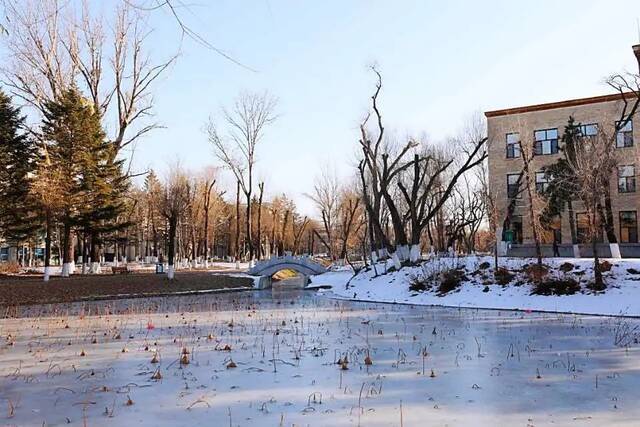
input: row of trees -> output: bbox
[351,68,488,270]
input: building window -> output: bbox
[535,171,549,193]
[616,120,633,148]
[541,216,561,244]
[506,133,520,158]
[534,128,559,155]
[502,215,523,244]
[579,123,598,138]
[576,212,603,243]
[620,211,638,243]
[618,165,636,193]
[507,174,521,199]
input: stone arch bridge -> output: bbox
[248,255,327,289]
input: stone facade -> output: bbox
[485,93,640,255]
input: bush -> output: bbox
[437,269,466,295]
[408,275,430,292]
[478,261,491,270]
[531,277,580,296]
[524,264,549,282]
[599,260,613,272]
[559,262,574,273]
[494,267,515,286]
[0,262,20,275]
[587,280,606,293]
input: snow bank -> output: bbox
[312,256,640,317]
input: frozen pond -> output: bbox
[2,288,640,426]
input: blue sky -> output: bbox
[12,1,640,215]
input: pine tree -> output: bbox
[541,117,582,253]
[40,86,127,276]
[0,90,39,250]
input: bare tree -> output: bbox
[306,166,340,260]
[518,133,544,266]
[358,68,486,268]
[159,164,190,280]
[207,92,277,261]
[560,126,618,289]
[2,0,175,159]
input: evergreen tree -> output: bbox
[0,90,39,247]
[41,86,128,275]
[541,117,581,250]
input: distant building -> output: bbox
[485,45,640,257]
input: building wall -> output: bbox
[487,97,639,247]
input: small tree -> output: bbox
[160,165,190,280]
[207,92,277,262]
[561,123,618,290]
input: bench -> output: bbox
[111,266,130,275]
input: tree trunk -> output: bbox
[44,210,52,282]
[256,182,264,260]
[168,217,177,280]
[235,180,241,261]
[61,221,73,277]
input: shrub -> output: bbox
[0,262,20,275]
[587,280,606,293]
[599,260,613,272]
[559,262,574,273]
[408,275,430,292]
[478,261,491,270]
[524,264,549,282]
[531,277,580,296]
[437,269,466,295]
[494,267,515,286]
[482,285,490,293]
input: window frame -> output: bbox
[505,132,521,159]
[618,165,636,194]
[533,128,559,155]
[619,210,638,243]
[535,171,549,193]
[616,120,634,148]
[579,123,598,138]
[506,173,521,199]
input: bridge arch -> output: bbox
[248,256,327,289]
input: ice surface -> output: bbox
[2,289,639,426]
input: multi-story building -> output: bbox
[485,45,640,257]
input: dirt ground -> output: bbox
[0,271,254,307]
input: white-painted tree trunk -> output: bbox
[167,265,175,280]
[395,245,410,263]
[610,243,621,259]
[90,262,101,274]
[43,266,51,282]
[61,262,71,277]
[235,260,240,269]
[371,251,378,263]
[409,244,421,263]
[572,244,581,258]
[391,252,402,270]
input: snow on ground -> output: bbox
[2,290,640,426]
[312,256,640,317]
